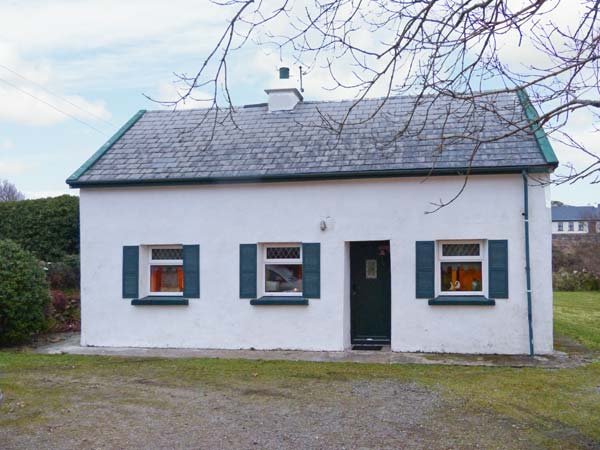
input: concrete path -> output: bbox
[34,333,586,368]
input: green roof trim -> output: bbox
[66,110,146,184]
[67,164,552,188]
[516,89,558,166]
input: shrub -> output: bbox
[553,269,600,291]
[46,254,80,289]
[0,240,51,345]
[46,290,80,332]
[553,240,600,278]
[0,195,79,261]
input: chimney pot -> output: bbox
[279,67,290,79]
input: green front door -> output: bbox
[350,241,391,344]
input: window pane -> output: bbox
[265,264,302,293]
[442,243,480,257]
[568,222,574,231]
[441,262,483,292]
[266,246,301,260]
[151,265,184,292]
[152,248,183,260]
[578,222,585,231]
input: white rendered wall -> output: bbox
[79,174,553,354]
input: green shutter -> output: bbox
[122,246,139,298]
[302,243,320,298]
[239,244,257,298]
[488,240,508,298]
[183,245,200,298]
[415,241,435,298]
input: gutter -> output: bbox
[522,170,535,356]
[67,164,554,189]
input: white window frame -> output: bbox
[578,221,585,232]
[435,240,487,297]
[260,243,303,297]
[148,245,184,296]
[557,222,564,232]
[568,221,575,232]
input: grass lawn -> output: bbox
[0,291,599,449]
[555,291,600,351]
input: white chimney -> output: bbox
[265,66,304,112]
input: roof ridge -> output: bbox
[141,89,515,114]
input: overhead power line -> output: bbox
[0,63,115,127]
[0,76,109,136]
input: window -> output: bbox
[149,246,184,295]
[578,222,585,232]
[439,242,484,294]
[568,222,574,232]
[262,244,302,295]
[557,222,564,232]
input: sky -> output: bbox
[0,0,597,205]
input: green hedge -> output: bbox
[0,195,79,261]
[0,239,50,345]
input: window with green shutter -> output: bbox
[420,240,507,305]
[243,243,320,303]
[129,244,197,306]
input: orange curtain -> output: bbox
[151,267,163,292]
[177,267,184,290]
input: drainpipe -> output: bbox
[522,170,535,356]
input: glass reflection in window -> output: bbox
[265,264,302,293]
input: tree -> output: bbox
[0,180,24,202]
[159,0,599,201]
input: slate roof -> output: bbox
[67,91,556,187]
[552,205,600,221]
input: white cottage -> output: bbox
[67,88,557,355]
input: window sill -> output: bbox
[250,296,309,306]
[131,296,189,306]
[428,295,495,306]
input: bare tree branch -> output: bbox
[154,0,600,208]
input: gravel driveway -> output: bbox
[0,368,540,450]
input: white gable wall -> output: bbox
[79,174,553,354]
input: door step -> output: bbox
[352,345,383,351]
